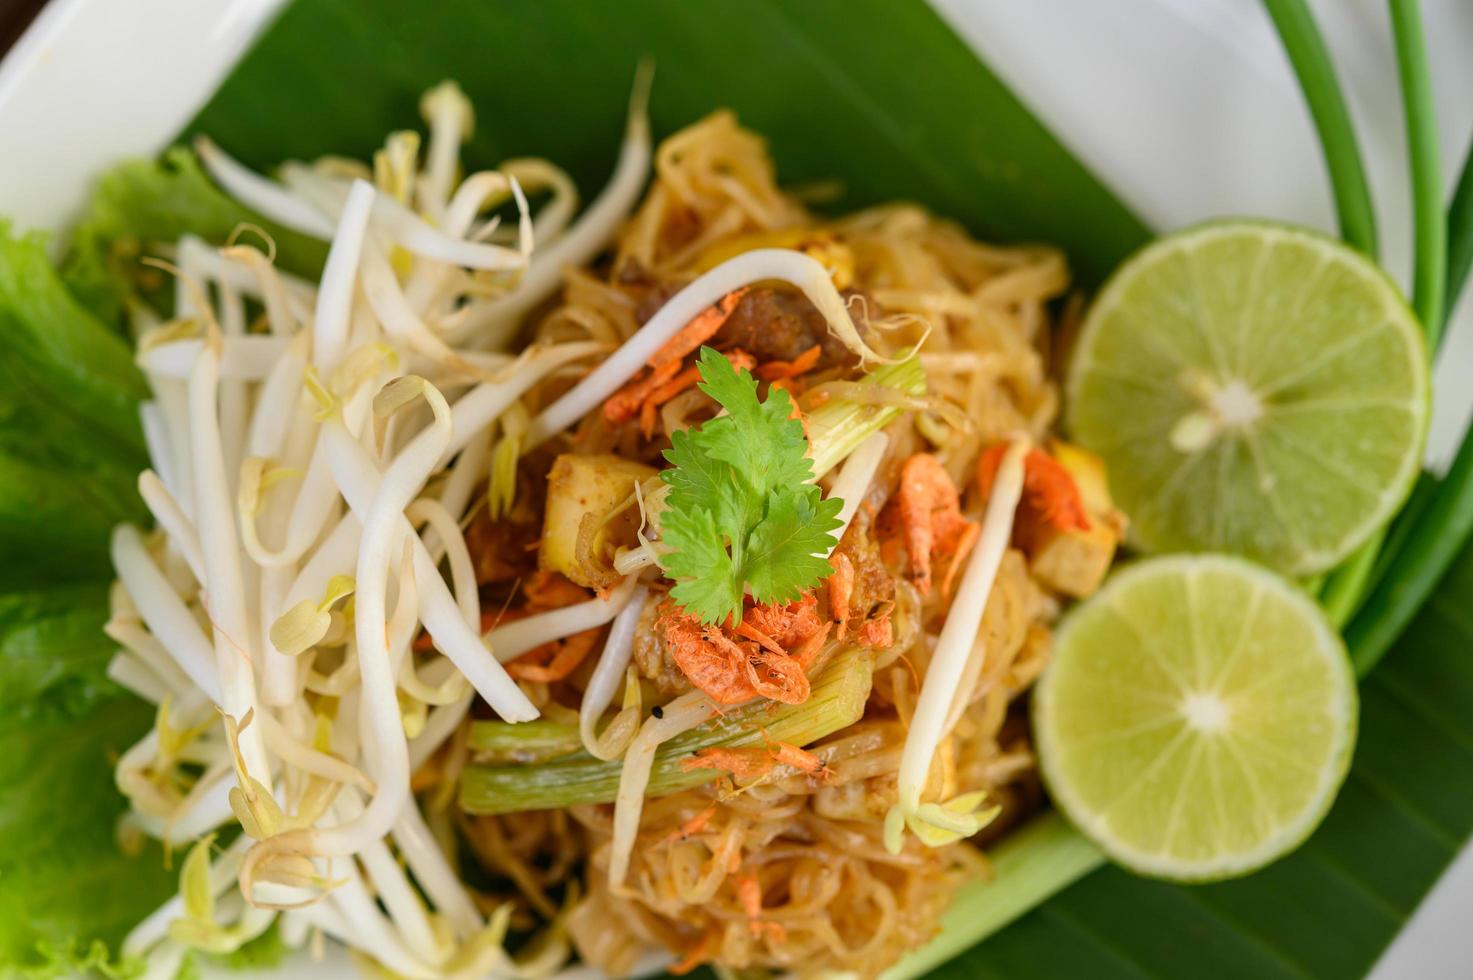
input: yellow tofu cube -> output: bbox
[1027,439,1128,598]
[1030,522,1120,598]
[540,454,658,589]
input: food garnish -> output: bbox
[660,346,844,625]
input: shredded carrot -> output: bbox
[736,872,763,933]
[646,364,703,405]
[785,385,809,440]
[978,443,1090,532]
[755,344,822,381]
[638,397,660,440]
[650,287,750,369]
[603,357,682,425]
[637,349,755,439]
[505,629,599,683]
[885,453,978,597]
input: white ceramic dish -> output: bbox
[1,1,1470,976]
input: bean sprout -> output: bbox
[579,585,649,759]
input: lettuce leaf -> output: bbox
[174,923,290,980]
[61,147,327,332]
[0,225,175,975]
[0,227,149,589]
[0,586,173,978]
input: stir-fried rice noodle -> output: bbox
[106,79,1073,979]
[500,112,1068,977]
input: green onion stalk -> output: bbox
[460,647,874,814]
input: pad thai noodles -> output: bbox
[106,76,1126,979]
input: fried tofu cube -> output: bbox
[1028,440,1128,599]
[540,454,658,589]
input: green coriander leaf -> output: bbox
[662,421,747,528]
[659,347,841,623]
[662,505,744,623]
[693,348,814,492]
[746,487,845,605]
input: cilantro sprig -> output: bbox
[660,347,843,624]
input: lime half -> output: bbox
[1066,221,1428,577]
[1034,554,1356,881]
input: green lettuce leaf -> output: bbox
[0,586,173,977]
[0,226,148,588]
[174,923,291,980]
[61,147,327,332]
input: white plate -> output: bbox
[2,1,1470,977]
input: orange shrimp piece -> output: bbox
[650,287,750,369]
[789,620,832,669]
[856,613,893,649]
[755,344,822,381]
[977,444,1091,532]
[664,613,755,705]
[734,620,786,656]
[767,740,827,777]
[664,608,812,706]
[743,594,823,651]
[735,873,787,942]
[664,804,720,844]
[827,552,855,637]
[890,453,978,596]
[940,521,981,598]
[681,747,776,780]
[743,646,810,704]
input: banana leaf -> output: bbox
[184,0,1148,287]
[149,0,1473,974]
[918,531,1473,978]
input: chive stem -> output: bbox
[1260,0,1379,256]
[1347,433,1473,675]
[1390,0,1447,342]
[1319,532,1381,629]
[1446,138,1473,318]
